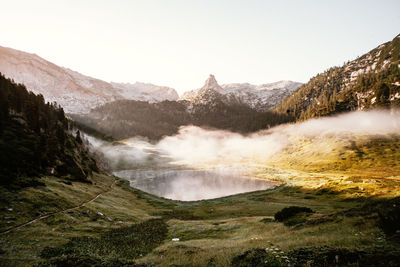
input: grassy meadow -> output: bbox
[1,134,400,266]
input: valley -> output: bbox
[1,136,400,266]
[0,8,399,265]
[2,99,399,265]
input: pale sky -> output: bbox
[1,0,399,95]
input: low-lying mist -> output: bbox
[85,109,400,200]
[157,109,400,166]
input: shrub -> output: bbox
[274,206,314,222]
[376,197,400,237]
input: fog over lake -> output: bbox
[114,168,274,201]
[84,134,275,201]
[84,110,400,201]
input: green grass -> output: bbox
[0,177,396,266]
[1,134,400,266]
[40,218,168,262]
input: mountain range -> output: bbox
[72,74,293,140]
[0,46,178,114]
[0,46,300,114]
[181,75,301,111]
[0,33,399,139]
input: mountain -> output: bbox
[276,34,400,120]
[181,74,302,111]
[110,81,178,102]
[0,46,178,114]
[72,75,294,140]
[180,74,227,106]
[0,45,300,114]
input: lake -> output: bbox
[113,168,275,201]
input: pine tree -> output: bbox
[76,130,83,144]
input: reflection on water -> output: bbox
[113,169,274,201]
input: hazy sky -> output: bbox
[1,0,399,95]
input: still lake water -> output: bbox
[113,169,275,201]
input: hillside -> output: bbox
[0,73,97,187]
[0,46,178,113]
[276,34,400,120]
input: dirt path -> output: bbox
[0,179,117,235]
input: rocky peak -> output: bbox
[200,74,224,94]
[180,74,302,110]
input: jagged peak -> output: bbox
[204,74,218,87]
[180,75,302,110]
[200,74,224,94]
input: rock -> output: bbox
[97,212,104,216]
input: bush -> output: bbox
[376,197,400,237]
[274,206,314,222]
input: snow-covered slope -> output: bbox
[181,75,302,110]
[0,46,178,113]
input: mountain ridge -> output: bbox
[0,45,302,114]
[275,33,400,120]
[0,45,179,114]
[181,74,302,111]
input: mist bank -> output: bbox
[85,109,400,170]
[157,109,400,166]
[81,109,400,200]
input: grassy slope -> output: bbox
[259,134,400,199]
[0,178,397,266]
[0,135,399,266]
